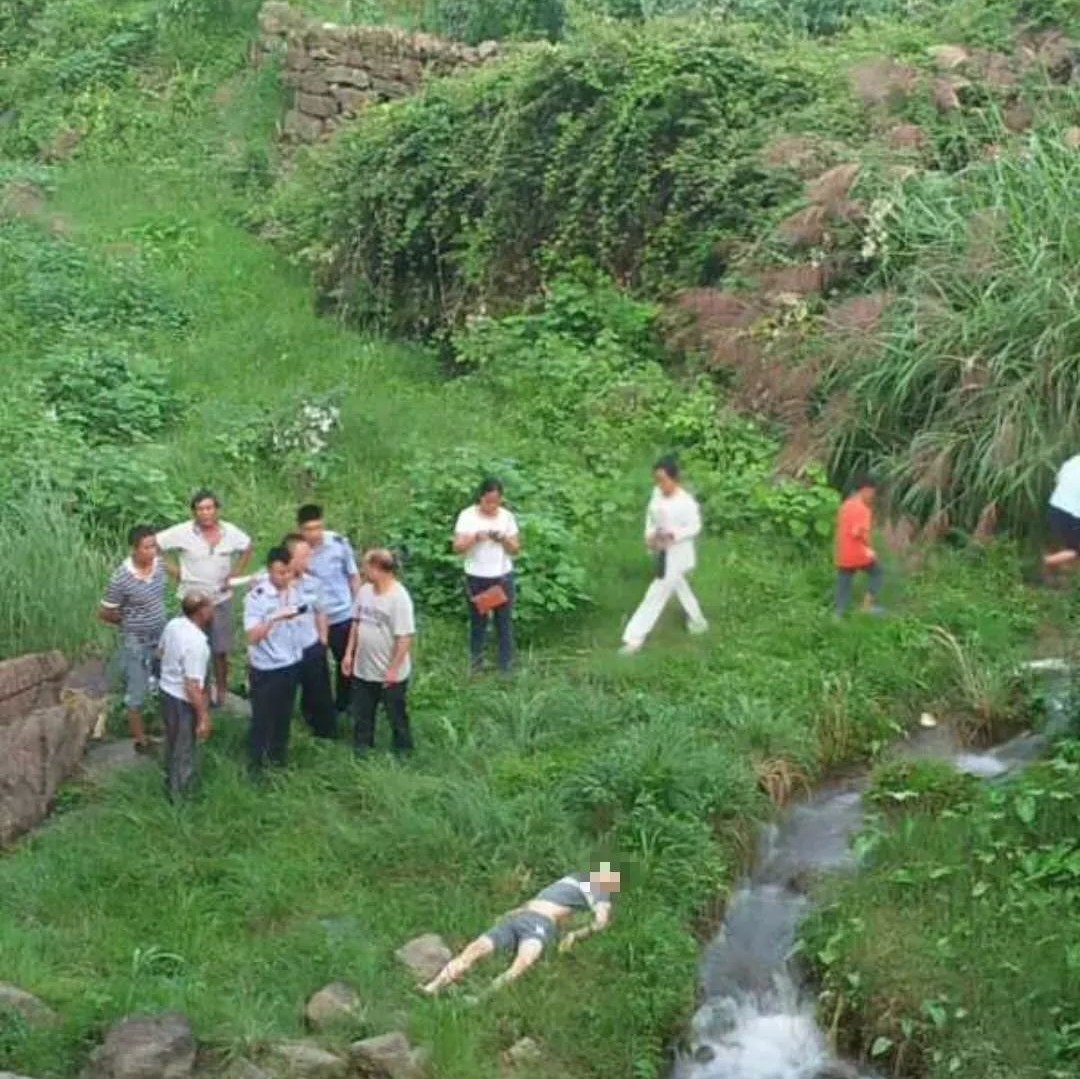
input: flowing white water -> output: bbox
[671,662,1074,1079]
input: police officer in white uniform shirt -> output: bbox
[243,546,307,775]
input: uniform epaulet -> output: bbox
[332,533,345,545]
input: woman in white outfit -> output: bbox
[620,457,708,655]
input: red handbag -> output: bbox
[471,584,509,615]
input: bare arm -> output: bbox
[342,619,359,678]
[232,545,254,579]
[453,532,480,554]
[98,605,121,626]
[500,533,521,556]
[385,635,414,684]
[160,556,181,581]
[184,677,211,739]
[245,609,292,645]
[316,611,329,647]
[559,903,611,952]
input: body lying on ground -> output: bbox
[422,866,621,996]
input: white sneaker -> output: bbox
[688,621,709,636]
[619,640,643,656]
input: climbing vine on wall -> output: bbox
[270,25,854,336]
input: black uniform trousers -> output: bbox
[249,663,301,772]
[299,642,337,738]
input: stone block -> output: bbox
[323,66,371,88]
[283,110,324,142]
[304,982,361,1030]
[299,73,330,95]
[395,934,452,983]
[0,691,99,846]
[369,78,409,100]
[83,1012,196,1079]
[332,87,370,115]
[296,93,337,119]
[0,651,68,724]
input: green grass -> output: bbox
[0,494,111,659]
[802,739,1080,1079]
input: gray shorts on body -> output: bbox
[118,638,159,710]
[484,910,556,953]
[210,597,233,655]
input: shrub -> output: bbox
[0,219,188,343]
[388,447,590,628]
[270,26,832,336]
[826,135,1080,538]
[865,758,979,815]
[564,715,759,828]
[455,263,675,471]
[670,404,839,543]
[70,444,181,534]
[215,396,343,492]
[42,349,182,444]
[426,0,566,42]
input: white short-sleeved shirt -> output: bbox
[1049,455,1080,518]
[156,519,251,605]
[158,616,211,702]
[454,505,519,579]
[352,582,415,682]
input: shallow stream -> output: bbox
[671,662,1073,1079]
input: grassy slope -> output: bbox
[0,4,1075,1079]
[802,742,1080,1079]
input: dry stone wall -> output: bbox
[257,1,500,144]
[0,651,103,846]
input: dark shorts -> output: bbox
[209,597,233,655]
[484,910,556,954]
[1049,505,1080,553]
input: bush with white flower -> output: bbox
[216,396,343,490]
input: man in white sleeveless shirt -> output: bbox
[620,457,708,655]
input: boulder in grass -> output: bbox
[222,1061,273,1079]
[0,984,57,1027]
[394,934,451,984]
[82,1012,196,1079]
[501,1037,543,1073]
[304,982,362,1030]
[349,1033,424,1079]
[264,1043,348,1079]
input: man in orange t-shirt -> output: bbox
[834,475,884,616]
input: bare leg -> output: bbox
[213,654,229,705]
[422,936,494,995]
[1044,549,1078,570]
[488,938,544,994]
[126,707,147,745]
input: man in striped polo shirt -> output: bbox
[99,525,168,752]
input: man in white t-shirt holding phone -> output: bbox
[453,477,521,674]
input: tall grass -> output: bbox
[828,127,1080,537]
[803,740,1080,1079]
[0,494,110,659]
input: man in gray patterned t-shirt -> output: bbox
[99,525,168,751]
